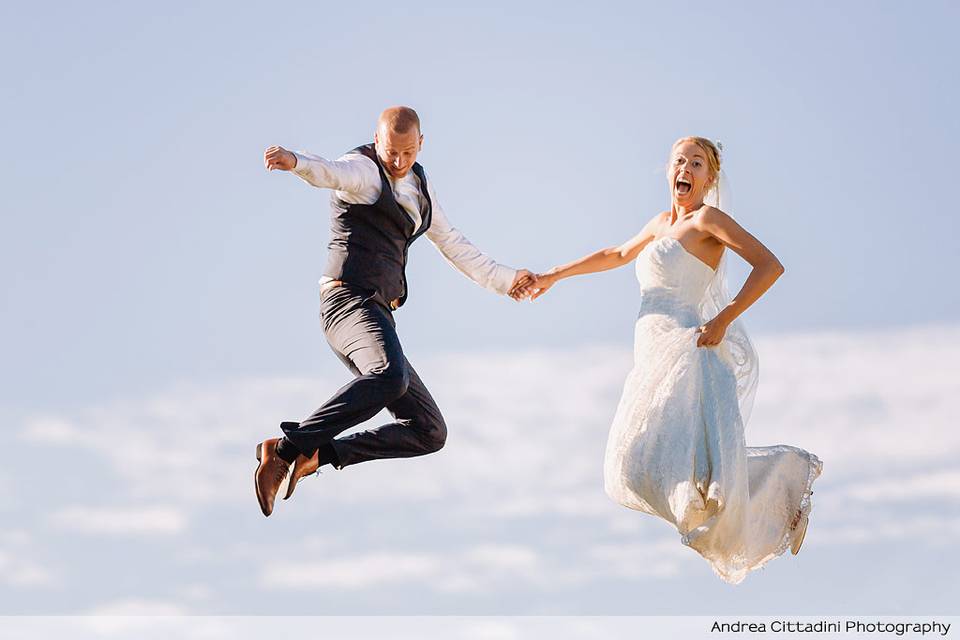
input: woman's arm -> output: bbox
[694,207,785,346]
[528,215,662,300]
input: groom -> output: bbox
[255,106,534,516]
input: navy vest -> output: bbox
[323,144,433,309]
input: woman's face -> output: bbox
[669,140,714,206]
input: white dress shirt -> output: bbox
[292,151,517,295]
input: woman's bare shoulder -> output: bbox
[694,205,737,230]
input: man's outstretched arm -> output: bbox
[264,145,377,197]
[423,177,532,300]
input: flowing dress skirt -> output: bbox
[603,313,823,584]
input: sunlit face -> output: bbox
[374,125,423,179]
[668,140,714,206]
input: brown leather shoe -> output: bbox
[254,438,291,517]
[283,449,320,500]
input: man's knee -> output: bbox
[422,414,447,453]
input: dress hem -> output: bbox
[683,450,824,585]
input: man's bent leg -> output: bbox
[281,288,409,457]
[331,358,447,468]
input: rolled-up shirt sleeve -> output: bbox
[424,175,517,295]
[291,151,378,196]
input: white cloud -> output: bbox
[263,552,440,589]
[586,537,694,579]
[20,416,83,444]
[813,516,960,546]
[838,469,960,502]
[0,551,57,588]
[21,326,959,516]
[86,598,189,615]
[0,529,58,588]
[50,506,187,535]
[9,324,960,611]
[7,564,56,587]
[175,583,214,602]
[15,376,351,507]
[748,325,960,474]
[263,543,546,593]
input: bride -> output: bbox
[517,137,822,584]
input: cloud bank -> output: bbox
[3,324,958,614]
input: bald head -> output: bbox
[377,106,421,136]
[374,106,423,179]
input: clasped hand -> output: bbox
[507,271,555,301]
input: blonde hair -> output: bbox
[671,136,722,194]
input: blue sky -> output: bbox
[1,1,958,616]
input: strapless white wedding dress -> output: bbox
[603,236,823,584]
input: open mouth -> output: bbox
[675,178,692,195]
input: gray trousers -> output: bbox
[281,284,447,468]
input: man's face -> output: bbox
[374,125,423,179]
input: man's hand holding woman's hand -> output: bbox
[508,270,557,301]
[508,270,535,301]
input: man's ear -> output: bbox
[374,130,380,145]
[418,134,424,150]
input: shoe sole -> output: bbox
[791,515,808,555]
[284,455,320,501]
[283,465,299,501]
[254,443,271,517]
